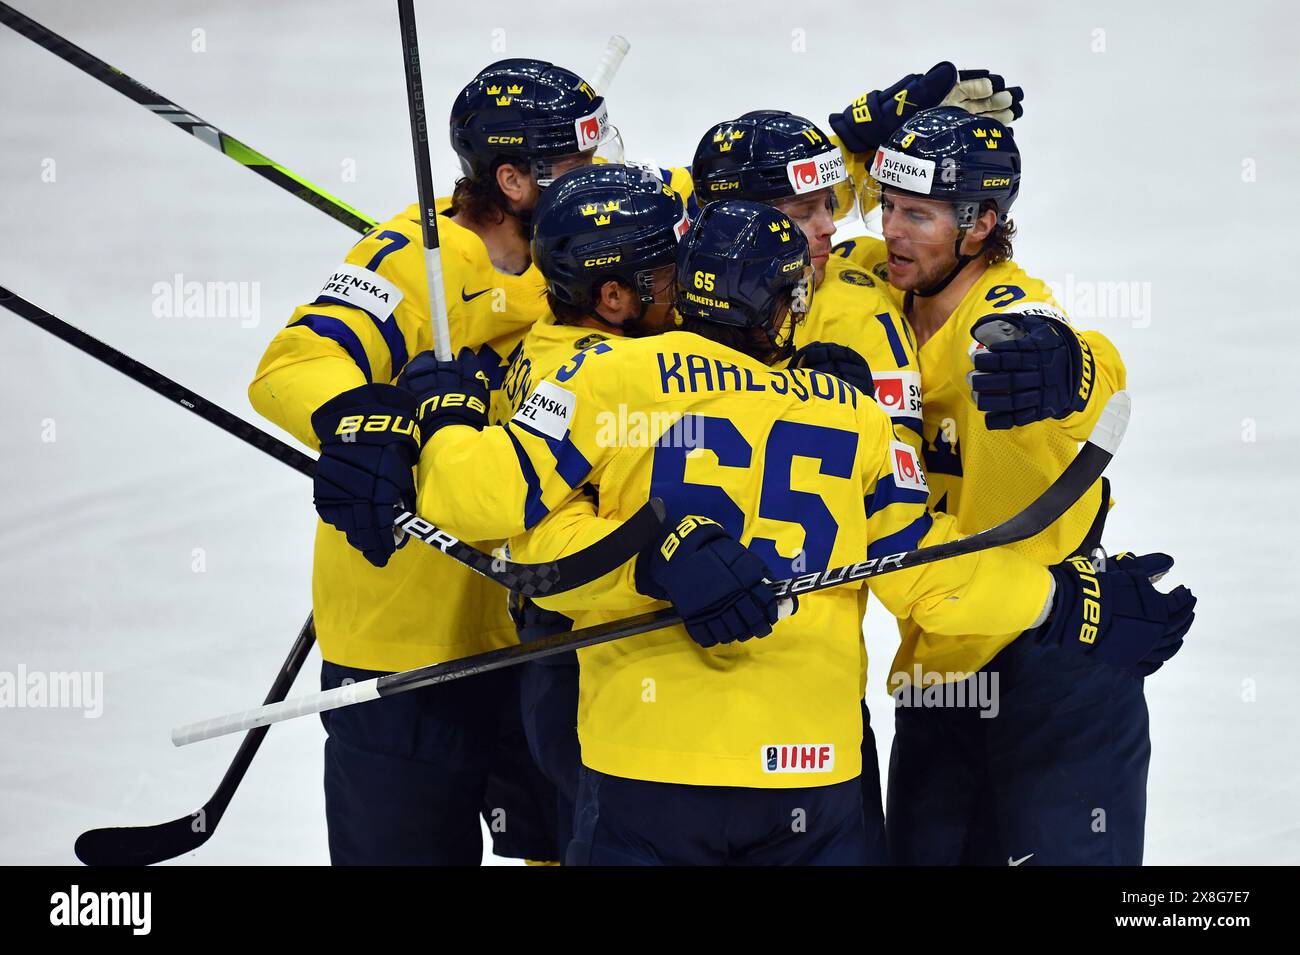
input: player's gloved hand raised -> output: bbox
[969,312,1094,429]
[635,514,793,648]
[792,341,874,396]
[310,383,420,568]
[397,347,491,446]
[829,62,1025,157]
[1034,552,1197,676]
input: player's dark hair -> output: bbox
[447,158,528,226]
[984,212,1016,265]
[547,290,587,324]
[547,280,635,326]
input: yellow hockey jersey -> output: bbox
[796,253,922,452]
[889,260,1127,683]
[831,233,895,304]
[418,331,1053,788]
[249,200,547,671]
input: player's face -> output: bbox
[879,188,962,292]
[771,190,836,283]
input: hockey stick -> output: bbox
[172,391,1131,746]
[0,285,662,596]
[396,0,453,361]
[8,15,633,860]
[0,2,377,234]
[590,35,630,95]
[73,614,317,866]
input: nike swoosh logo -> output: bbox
[1008,853,1034,866]
[461,287,490,302]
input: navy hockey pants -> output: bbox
[518,657,581,858]
[566,702,886,866]
[885,633,1151,866]
[320,661,559,865]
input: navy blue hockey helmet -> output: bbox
[865,105,1021,226]
[449,58,621,185]
[691,110,857,222]
[531,164,689,311]
[675,199,814,351]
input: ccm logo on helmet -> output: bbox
[487,135,525,145]
[583,254,621,267]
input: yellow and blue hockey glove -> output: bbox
[970,312,1095,429]
[1035,552,1197,677]
[397,348,491,447]
[829,62,1025,157]
[635,514,791,648]
[310,383,420,568]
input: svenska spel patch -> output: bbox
[870,147,935,194]
[890,440,929,492]
[873,371,923,418]
[785,149,848,195]
[511,379,575,441]
[317,264,402,322]
[574,101,609,151]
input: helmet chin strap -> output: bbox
[584,308,625,331]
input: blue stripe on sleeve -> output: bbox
[507,429,551,530]
[868,512,934,560]
[864,474,932,518]
[893,415,925,437]
[551,434,593,490]
[288,314,372,383]
[874,312,909,368]
[311,295,409,381]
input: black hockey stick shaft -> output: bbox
[0,286,317,475]
[383,398,1128,684]
[172,391,1128,745]
[396,0,453,360]
[0,2,376,233]
[398,0,441,258]
[74,614,316,866]
[0,285,658,596]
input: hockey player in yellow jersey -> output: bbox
[405,199,1191,865]
[855,106,1197,865]
[248,57,624,865]
[688,109,919,858]
[690,109,924,457]
[399,163,687,856]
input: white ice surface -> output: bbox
[1,0,1297,865]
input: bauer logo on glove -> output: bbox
[660,515,721,561]
[333,412,419,439]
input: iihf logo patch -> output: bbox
[762,744,835,773]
